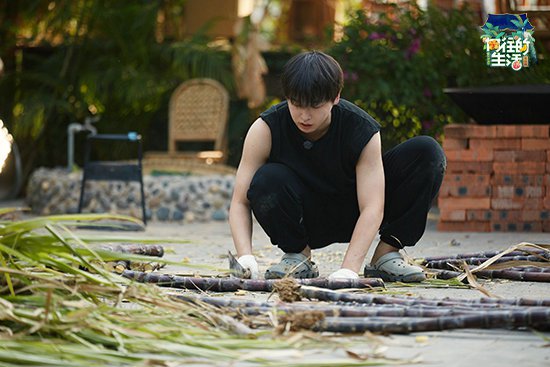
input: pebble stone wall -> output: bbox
[26,168,235,223]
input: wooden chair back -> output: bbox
[168,78,229,160]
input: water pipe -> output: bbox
[67,116,99,171]
[0,119,22,199]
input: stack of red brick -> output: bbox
[438,124,550,232]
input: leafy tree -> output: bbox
[0,0,234,182]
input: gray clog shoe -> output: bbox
[364,252,426,282]
[265,253,319,279]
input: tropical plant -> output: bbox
[0,0,235,183]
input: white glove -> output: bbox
[328,268,359,280]
[237,255,260,279]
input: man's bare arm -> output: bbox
[340,132,385,273]
[229,118,272,257]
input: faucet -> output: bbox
[67,116,99,171]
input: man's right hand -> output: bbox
[237,255,260,279]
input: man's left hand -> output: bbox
[328,268,359,280]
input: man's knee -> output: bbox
[250,162,288,186]
[247,163,301,213]
[409,136,446,172]
[410,136,446,199]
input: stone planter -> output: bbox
[26,168,235,223]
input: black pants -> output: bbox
[247,136,446,253]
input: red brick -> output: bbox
[443,138,468,150]
[444,124,470,139]
[493,186,514,198]
[496,125,550,138]
[491,221,542,232]
[521,210,550,221]
[437,220,491,232]
[445,149,493,162]
[444,124,497,139]
[491,174,545,186]
[522,138,550,151]
[545,196,550,209]
[524,198,544,209]
[439,197,491,210]
[447,161,493,174]
[440,209,466,221]
[492,185,544,199]
[543,221,550,232]
[547,151,550,162]
[547,162,550,173]
[466,210,527,222]
[443,174,490,186]
[493,162,546,174]
[466,209,493,221]
[491,198,543,210]
[439,183,491,197]
[469,138,521,151]
[493,150,547,162]
[491,210,522,221]
[524,186,545,198]
[545,174,550,186]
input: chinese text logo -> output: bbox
[481,13,536,71]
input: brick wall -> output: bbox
[438,124,550,232]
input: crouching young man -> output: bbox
[229,51,446,281]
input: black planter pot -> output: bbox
[444,84,550,125]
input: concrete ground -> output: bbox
[3,200,550,366]
[84,211,550,366]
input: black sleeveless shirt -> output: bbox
[259,99,380,197]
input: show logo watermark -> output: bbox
[481,13,537,71]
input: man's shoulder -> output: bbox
[336,99,380,128]
[260,100,288,121]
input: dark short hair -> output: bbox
[281,51,344,107]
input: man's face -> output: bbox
[287,95,340,140]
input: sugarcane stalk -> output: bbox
[313,309,550,333]
[430,268,550,282]
[428,269,464,280]
[174,293,550,334]
[421,248,548,262]
[129,261,165,272]
[506,267,550,273]
[178,293,542,311]
[120,271,385,291]
[97,244,164,257]
[114,260,129,274]
[176,294,547,319]
[425,255,549,269]
[299,286,550,307]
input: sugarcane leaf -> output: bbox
[45,224,107,275]
[485,261,550,270]
[0,207,30,216]
[0,253,15,296]
[41,254,117,285]
[460,261,498,298]
[0,213,141,236]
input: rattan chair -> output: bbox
[144,78,235,175]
